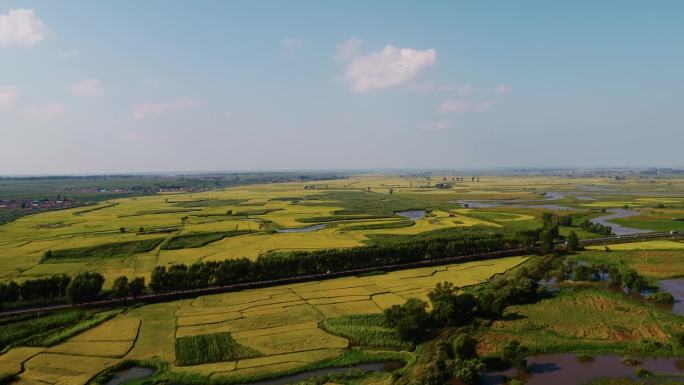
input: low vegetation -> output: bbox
[175,332,261,366]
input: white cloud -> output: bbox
[335,37,363,61]
[0,86,20,111]
[495,84,511,95]
[70,79,104,96]
[0,9,47,48]
[58,48,79,58]
[21,103,66,121]
[344,45,437,92]
[421,120,453,132]
[438,98,471,114]
[456,84,473,96]
[131,99,196,120]
[281,37,302,58]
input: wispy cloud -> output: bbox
[281,37,302,59]
[131,99,196,120]
[70,79,104,96]
[0,9,47,48]
[438,98,471,114]
[343,44,437,92]
[456,84,474,96]
[58,48,79,58]
[474,101,492,112]
[495,84,511,95]
[21,103,66,121]
[421,120,453,132]
[0,86,20,111]
[335,37,363,61]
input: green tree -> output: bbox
[452,334,478,360]
[453,358,485,385]
[129,277,145,298]
[112,276,130,298]
[66,272,104,304]
[502,340,528,371]
[383,298,429,342]
[566,231,579,251]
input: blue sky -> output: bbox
[1,1,682,174]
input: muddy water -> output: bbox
[276,224,326,233]
[659,278,684,315]
[104,366,156,385]
[245,361,404,385]
[395,210,426,220]
[483,354,684,385]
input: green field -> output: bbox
[3,256,526,384]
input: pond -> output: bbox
[395,210,426,220]
[244,360,404,385]
[104,366,156,385]
[276,224,326,233]
[483,354,684,385]
[659,278,684,316]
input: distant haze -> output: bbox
[1,1,683,175]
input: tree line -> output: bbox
[0,273,145,309]
[148,230,542,293]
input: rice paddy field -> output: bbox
[2,175,683,287]
[2,256,527,384]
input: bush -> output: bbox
[502,340,528,371]
[649,291,674,304]
[452,334,478,360]
[621,356,640,366]
[576,354,595,362]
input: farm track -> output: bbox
[1,232,681,318]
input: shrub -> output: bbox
[649,291,674,304]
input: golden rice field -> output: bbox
[3,174,683,287]
[5,256,527,384]
[587,240,684,251]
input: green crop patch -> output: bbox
[170,199,248,208]
[321,314,411,350]
[162,230,254,250]
[175,332,261,366]
[342,219,415,231]
[44,238,164,261]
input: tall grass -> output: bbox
[175,333,261,366]
[26,309,121,346]
[0,310,85,350]
[321,314,412,350]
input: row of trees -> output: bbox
[0,273,146,308]
[148,231,540,293]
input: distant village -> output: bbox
[1,198,75,210]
